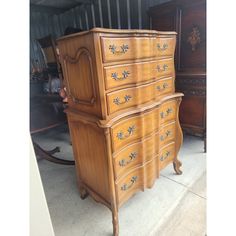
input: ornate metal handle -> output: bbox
[160,130,171,141]
[160,108,173,119]
[117,125,135,140]
[156,83,168,91]
[109,44,129,55]
[160,151,171,161]
[157,64,168,72]
[157,43,168,51]
[121,176,138,191]
[113,95,132,105]
[119,152,138,167]
[111,70,130,81]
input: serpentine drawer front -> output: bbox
[107,77,174,115]
[115,157,159,207]
[104,58,174,90]
[155,37,176,57]
[57,28,183,236]
[101,37,156,62]
[159,142,176,170]
[101,36,175,63]
[113,120,176,180]
[113,131,160,180]
[111,99,177,152]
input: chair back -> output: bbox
[36,35,59,75]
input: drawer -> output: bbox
[107,77,174,115]
[101,37,156,63]
[111,107,160,152]
[159,142,175,170]
[159,100,177,124]
[113,131,159,179]
[116,157,159,206]
[104,58,174,90]
[155,37,176,57]
[159,121,176,148]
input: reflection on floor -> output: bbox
[34,125,206,236]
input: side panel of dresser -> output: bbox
[67,114,112,207]
[57,33,104,118]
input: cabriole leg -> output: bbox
[79,186,89,200]
[173,158,182,175]
[112,210,119,236]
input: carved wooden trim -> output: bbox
[176,78,206,85]
[187,26,201,51]
[178,88,206,96]
[63,48,96,106]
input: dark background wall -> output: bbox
[30,0,171,70]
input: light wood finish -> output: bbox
[111,99,176,152]
[99,35,174,63]
[113,120,176,180]
[107,77,174,115]
[159,142,176,170]
[58,28,177,120]
[57,28,183,236]
[104,58,174,90]
[113,131,160,180]
[116,156,159,207]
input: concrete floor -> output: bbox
[33,125,206,236]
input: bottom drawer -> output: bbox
[116,157,159,207]
[159,142,175,170]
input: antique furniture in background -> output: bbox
[149,0,206,148]
[30,35,74,165]
[57,28,183,235]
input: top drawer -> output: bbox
[101,36,175,63]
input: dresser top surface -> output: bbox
[57,27,177,42]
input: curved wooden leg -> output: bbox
[45,146,60,155]
[173,159,182,175]
[112,210,119,236]
[33,141,75,165]
[79,186,89,200]
[173,97,183,175]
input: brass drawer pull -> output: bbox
[121,176,138,191]
[119,152,138,167]
[157,64,168,72]
[160,108,173,119]
[113,95,132,105]
[157,43,168,51]
[111,70,130,81]
[156,83,168,91]
[160,130,172,141]
[117,125,135,140]
[160,151,171,161]
[109,44,129,55]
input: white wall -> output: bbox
[30,140,55,236]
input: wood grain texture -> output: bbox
[111,99,177,152]
[67,118,111,203]
[107,77,174,115]
[104,58,174,90]
[113,120,176,180]
[57,28,183,236]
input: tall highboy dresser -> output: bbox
[57,28,183,236]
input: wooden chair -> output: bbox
[36,35,63,93]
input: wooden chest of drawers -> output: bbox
[57,28,183,236]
